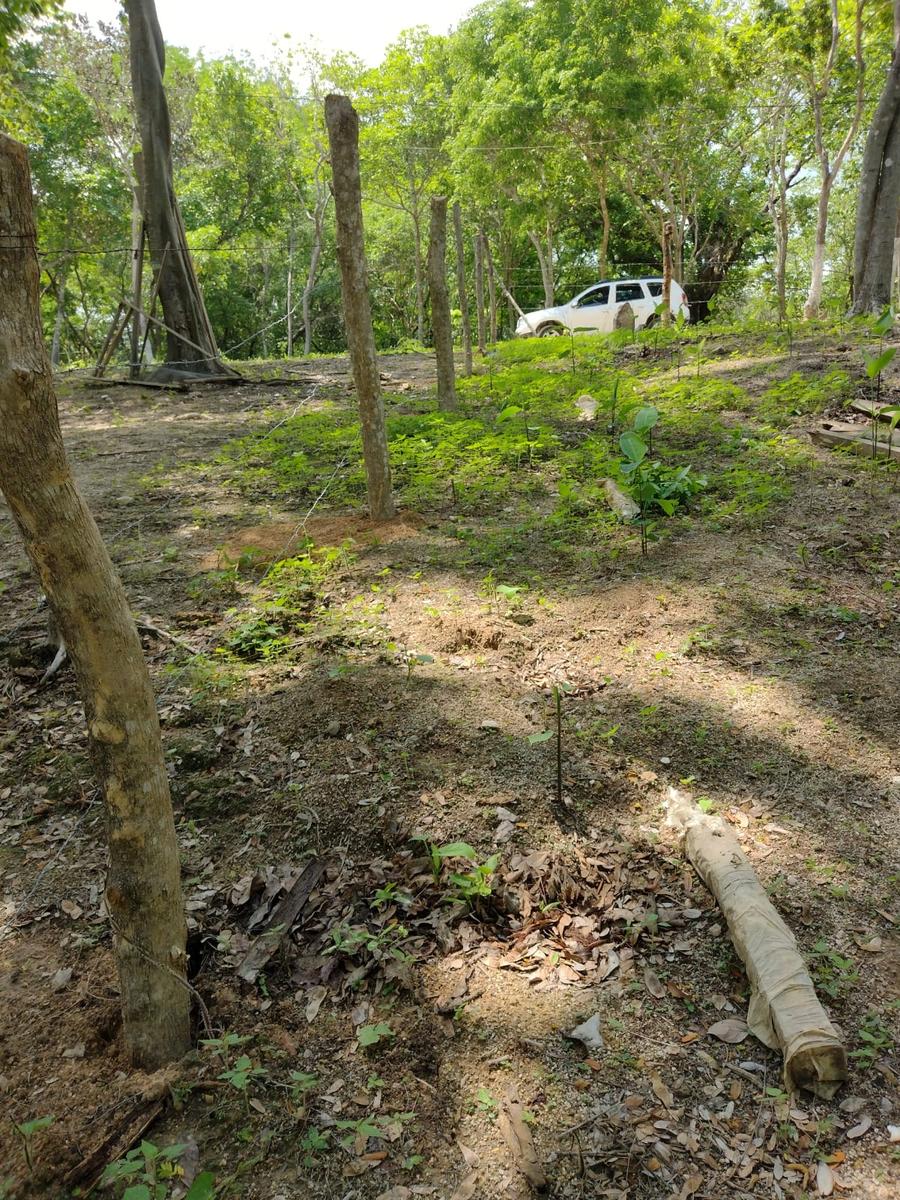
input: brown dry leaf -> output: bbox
[376,1189,412,1200]
[816,1161,834,1196]
[845,1116,872,1139]
[707,1018,749,1044]
[450,1173,478,1200]
[458,1142,479,1169]
[304,985,327,1023]
[60,899,83,919]
[852,934,882,953]
[499,1088,546,1190]
[678,1173,703,1199]
[650,1073,675,1109]
[643,966,665,998]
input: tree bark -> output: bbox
[124,0,230,375]
[452,202,473,376]
[0,133,190,1069]
[661,220,673,327]
[324,94,395,520]
[850,32,900,314]
[50,268,65,367]
[527,229,554,308]
[303,183,330,358]
[286,221,294,356]
[805,185,831,320]
[428,196,457,410]
[474,232,487,354]
[411,207,426,345]
[482,230,498,343]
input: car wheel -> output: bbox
[643,313,658,330]
[537,323,564,337]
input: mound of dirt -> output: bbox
[202,511,426,569]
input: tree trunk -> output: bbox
[129,184,145,378]
[428,196,457,410]
[411,207,426,345]
[527,229,554,308]
[286,221,294,356]
[774,196,789,322]
[598,170,610,280]
[474,232,486,354]
[324,95,395,520]
[481,230,498,344]
[804,182,831,320]
[303,224,321,358]
[452,202,473,377]
[661,220,673,327]
[0,133,190,1069]
[124,0,230,375]
[50,268,66,367]
[850,43,900,314]
[302,186,330,358]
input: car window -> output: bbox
[575,285,609,307]
[647,282,663,297]
[615,283,645,303]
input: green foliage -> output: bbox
[757,370,851,426]
[850,1011,894,1070]
[414,838,500,903]
[102,1142,214,1200]
[13,1115,54,1173]
[807,940,858,999]
[617,406,706,519]
[357,1022,395,1048]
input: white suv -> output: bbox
[515,278,690,337]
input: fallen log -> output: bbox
[810,425,900,461]
[63,1095,164,1191]
[236,858,323,983]
[667,789,847,1098]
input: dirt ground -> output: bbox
[0,338,898,1200]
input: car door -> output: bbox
[569,284,610,331]
[612,281,652,330]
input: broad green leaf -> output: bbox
[864,347,896,378]
[496,404,523,423]
[619,431,647,463]
[873,309,894,335]
[357,1022,394,1047]
[436,841,477,859]
[528,730,553,744]
[633,405,659,433]
[184,1173,216,1200]
[17,1116,54,1137]
[123,1187,152,1200]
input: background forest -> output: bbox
[2,0,896,365]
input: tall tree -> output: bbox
[850,0,900,313]
[763,0,868,319]
[324,94,396,520]
[124,0,230,374]
[428,196,457,408]
[0,133,190,1067]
